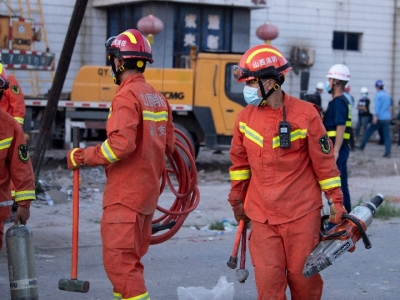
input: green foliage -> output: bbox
[209,221,225,231]
[374,199,400,220]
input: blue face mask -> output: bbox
[325,81,332,94]
[243,85,263,106]
[243,80,269,106]
[361,93,368,98]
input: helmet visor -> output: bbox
[0,77,9,90]
[232,65,250,81]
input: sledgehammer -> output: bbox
[227,220,245,269]
[236,223,249,283]
[58,127,90,293]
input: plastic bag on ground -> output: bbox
[177,276,234,300]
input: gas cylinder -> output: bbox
[6,224,38,300]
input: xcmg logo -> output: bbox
[162,92,184,100]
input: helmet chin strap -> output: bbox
[258,76,285,106]
[328,80,340,94]
[110,59,125,85]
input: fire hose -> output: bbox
[150,128,200,245]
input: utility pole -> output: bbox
[31,0,89,179]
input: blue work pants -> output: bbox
[359,120,391,155]
[337,144,351,213]
[355,115,370,139]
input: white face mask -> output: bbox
[243,80,269,106]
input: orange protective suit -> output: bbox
[0,75,25,125]
[229,93,343,300]
[83,73,175,299]
[0,109,36,250]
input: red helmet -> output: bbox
[106,29,153,63]
[0,63,10,90]
[233,44,291,82]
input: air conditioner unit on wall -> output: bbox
[290,46,315,69]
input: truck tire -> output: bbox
[174,123,196,162]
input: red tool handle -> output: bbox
[239,222,247,270]
[71,127,80,280]
[227,220,245,269]
[232,220,244,257]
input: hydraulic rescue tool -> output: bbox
[6,223,39,300]
[58,127,90,293]
[303,194,384,278]
[227,220,249,283]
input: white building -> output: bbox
[1,0,399,119]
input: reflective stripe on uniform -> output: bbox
[0,137,13,150]
[239,122,263,147]
[272,129,307,148]
[108,106,112,119]
[14,190,36,201]
[114,292,122,300]
[14,116,24,125]
[325,103,352,140]
[143,110,168,122]
[122,291,150,300]
[327,131,351,140]
[100,139,120,163]
[229,169,251,181]
[319,176,341,190]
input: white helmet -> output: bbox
[326,64,350,81]
[360,87,368,94]
[316,82,324,90]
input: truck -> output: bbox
[25,47,246,157]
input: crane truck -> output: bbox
[25,47,246,157]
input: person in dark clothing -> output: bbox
[355,87,371,140]
[343,84,355,150]
[358,80,392,157]
[397,99,400,146]
[303,82,324,115]
[323,64,352,214]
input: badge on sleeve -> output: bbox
[12,85,20,94]
[319,134,331,154]
[18,144,30,162]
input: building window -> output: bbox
[332,31,362,51]
[175,5,232,58]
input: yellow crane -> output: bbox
[1,0,54,97]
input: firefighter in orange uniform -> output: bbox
[66,29,175,300]
[0,64,26,221]
[0,64,25,126]
[0,108,36,250]
[228,44,346,300]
